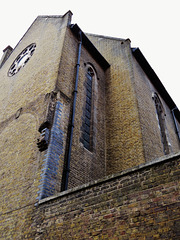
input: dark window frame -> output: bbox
[81,66,95,151]
[153,92,170,155]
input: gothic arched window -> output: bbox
[81,66,95,151]
[153,93,169,155]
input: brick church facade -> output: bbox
[0,11,180,239]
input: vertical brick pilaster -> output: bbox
[37,101,64,201]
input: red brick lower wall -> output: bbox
[26,153,180,239]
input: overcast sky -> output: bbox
[0,0,179,108]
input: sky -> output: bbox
[0,0,180,108]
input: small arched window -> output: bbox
[153,93,169,155]
[81,65,95,151]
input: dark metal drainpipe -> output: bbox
[62,30,82,191]
[171,107,180,142]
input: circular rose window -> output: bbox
[8,43,36,77]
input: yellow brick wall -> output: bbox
[87,35,145,174]
[57,29,107,189]
[1,13,180,239]
[87,34,180,169]
[132,56,180,161]
[0,13,71,237]
[0,15,70,123]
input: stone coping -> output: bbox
[39,151,180,205]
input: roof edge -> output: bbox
[70,24,110,71]
[36,10,73,20]
[86,33,128,42]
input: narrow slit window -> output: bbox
[81,67,95,151]
[153,93,169,155]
